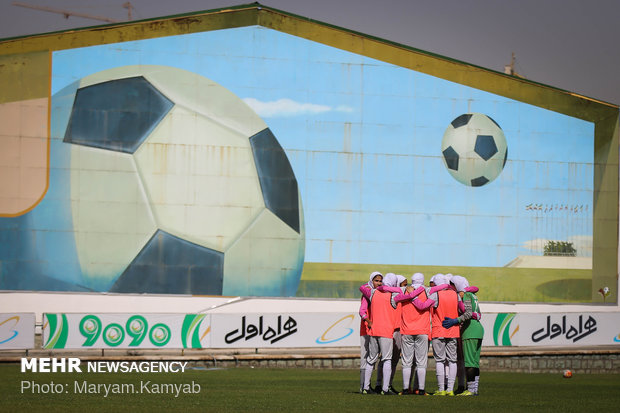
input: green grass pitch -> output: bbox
[2,365,619,412]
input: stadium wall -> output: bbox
[2,292,620,349]
[0,4,618,311]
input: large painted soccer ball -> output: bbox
[55,65,305,297]
[441,113,508,187]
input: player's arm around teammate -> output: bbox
[443,275,484,396]
[358,272,382,393]
[428,273,460,396]
[362,273,399,395]
[395,273,432,395]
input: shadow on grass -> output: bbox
[535,279,591,301]
[297,280,361,298]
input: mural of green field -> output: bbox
[296,263,592,302]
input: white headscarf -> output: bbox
[368,271,382,288]
[411,273,424,289]
[430,273,445,285]
[444,273,454,283]
[395,274,407,287]
[451,275,469,292]
[383,272,397,287]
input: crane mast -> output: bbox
[12,1,134,23]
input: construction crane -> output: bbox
[123,2,133,20]
[504,52,525,78]
[12,1,134,23]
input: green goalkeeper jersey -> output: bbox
[460,291,484,339]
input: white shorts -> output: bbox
[401,334,429,369]
[432,337,457,364]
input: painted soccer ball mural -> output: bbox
[56,65,305,297]
[441,113,508,187]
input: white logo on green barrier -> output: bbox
[44,313,69,349]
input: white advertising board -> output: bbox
[38,311,620,349]
[210,313,360,348]
[0,313,35,349]
[481,312,620,346]
[42,312,360,349]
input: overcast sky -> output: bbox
[1,0,619,106]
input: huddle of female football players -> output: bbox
[359,272,483,396]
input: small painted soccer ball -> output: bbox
[441,113,508,187]
[563,369,573,378]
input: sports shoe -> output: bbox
[389,385,399,394]
[416,390,428,396]
[445,391,455,396]
[433,390,446,396]
[374,385,382,393]
[380,389,397,395]
[399,388,414,395]
[457,390,474,396]
[361,388,374,395]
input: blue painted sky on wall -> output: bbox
[52,26,594,268]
